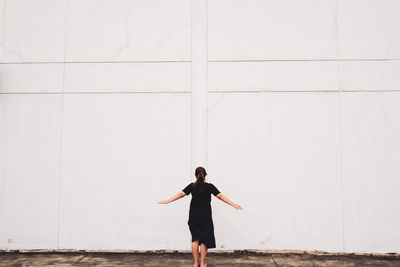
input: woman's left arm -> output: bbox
[157,191,186,204]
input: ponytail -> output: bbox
[193,166,207,192]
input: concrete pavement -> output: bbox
[0,251,399,266]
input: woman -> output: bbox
[158,166,243,267]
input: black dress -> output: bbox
[182,182,221,249]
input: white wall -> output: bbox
[0,0,399,253]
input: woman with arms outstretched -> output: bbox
[158,166,243,267]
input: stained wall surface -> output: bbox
[0,0,399,253]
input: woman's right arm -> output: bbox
[216,193,243,210]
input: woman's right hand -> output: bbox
[233,203,243,210]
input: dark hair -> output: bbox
[193,166,207,192]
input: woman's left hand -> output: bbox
[157,200,168,204]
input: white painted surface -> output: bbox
[0,0,399,253]
[209,61,338,92]
[0,94,63,249]
[340,92,400,252]
[64,62,191,93]
[59,94,191,250]
[191,0,208,170]
[0,64,64,93]
[208,93,342,251]
[65,0,191,62]
[0,0,66,63]
[208,0,337,60]
[339,61,400,91]
[338,0,400,59]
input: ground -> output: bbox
[0,251,399,266]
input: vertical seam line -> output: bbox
[56,0,68,249]
[335,0,346,252]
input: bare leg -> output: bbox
[200,243,207,266]
[191,240,199,266]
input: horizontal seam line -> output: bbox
[2,59,400,64]
[1,90,400,94]
[208,90,400,93]
[0,61,191,64]
[209,58,400,62]
[0,91,191,94]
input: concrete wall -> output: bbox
[0,0,399,253]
